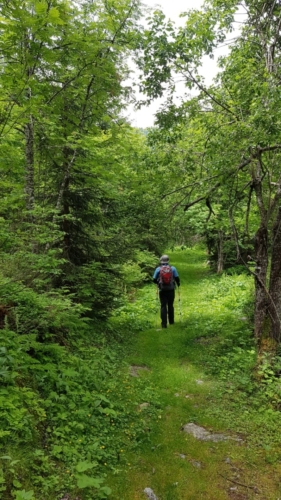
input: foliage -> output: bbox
[0,0,167,321]
[138,0,281,339]
[110,284,156,333]
[0,309,161,499]
[189,263,281,451]
[2,0,281,497]
[0,1,168,498]
[108,248,281,499]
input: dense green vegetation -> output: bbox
[139,0,281,341]
[109,248,281,499]
[1,0,281,498]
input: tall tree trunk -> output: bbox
[254,224,268,338]
[252,155,270,339]
[268,207,281,342]
[217,230,224,274]
[24,115,35,213]
[62,172,71,261]
[56,145,76,261]
[23,24,35,214]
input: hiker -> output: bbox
[153,254,180,328]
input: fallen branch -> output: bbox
[219,473,259,492]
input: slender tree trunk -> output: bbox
[56,145,76,261]
[24,115,35,213]
[62,169,71,261]
[268,207,281,342]
[217,230,224,274]
[23,25,35,214]
[252,154,270,339]
[254,224,268,338]
[55,97,77,214]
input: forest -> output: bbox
[1,0,281,499]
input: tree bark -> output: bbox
[24,116,35,213]
[55,145,76,261]
[268,207,281,342]
[254,224,268,339]
[217,230,224,274]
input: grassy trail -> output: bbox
[109,248,281,500]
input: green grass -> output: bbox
[107,246,281,500]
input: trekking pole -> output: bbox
[178,287,182,323]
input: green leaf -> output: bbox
[13,479,22,488]
[100,486,112,495]
[14,490,35,500]
[34,2,47,15]
[48,7,64,25]
[52,445,63,454]
[75,461,98,473]
[76,474,103,489]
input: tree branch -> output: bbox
[161,174,221,199]
[184,182,221,211]
[176,65,240,120]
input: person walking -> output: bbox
[153,254,180,328]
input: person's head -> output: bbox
[160,254,169,264]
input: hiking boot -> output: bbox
[161,324,167,328]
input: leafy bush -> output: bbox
[190,267,281,453]
[110,285,156,332]
[0,281,161,500]
[0,276,88,339]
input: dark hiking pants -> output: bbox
[159,289,175,327]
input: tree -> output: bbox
[0,0,169,321]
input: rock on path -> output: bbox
[144,487,159,500]
[182,423,243,442]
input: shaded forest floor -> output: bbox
[108,247,281,500]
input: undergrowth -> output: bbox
[2,247,281,499]
[191,271,281,457]
[107,247,281,499]
[0,276,159,499]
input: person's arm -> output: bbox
[172,266,180,287]
[153,267,160,284]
